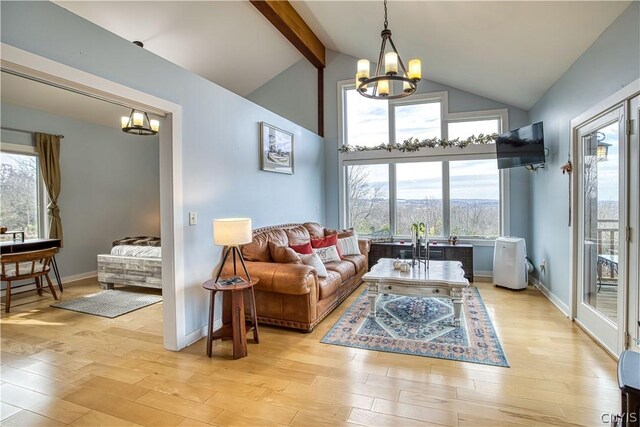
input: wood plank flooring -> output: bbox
[0,278,620,426]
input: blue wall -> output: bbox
[528,2,639,305]
[1,1,326,340]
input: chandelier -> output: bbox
[121,109,159,136]
[356,0,421,99]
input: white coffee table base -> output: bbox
[364,259,469,328]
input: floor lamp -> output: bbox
[213,218,252,283]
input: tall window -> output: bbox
[448,118,500,140]
[396,162,443,236]
[341,86,506,239]
[449,159,500,237]
[394,102,441,142]
[346,164,389,235]
[0,146,43,239]
[344,88,389,147]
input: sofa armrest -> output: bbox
[358,238,371,255]
[221,261,317,296]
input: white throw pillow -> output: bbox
[299,252,328,277]
[338,235,361,256]
[312,245,341,263]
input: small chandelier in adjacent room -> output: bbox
[121,109,159,135]
[356,0,421,100]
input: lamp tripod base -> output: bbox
[215,245,251,284]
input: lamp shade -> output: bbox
[213,218,252,246]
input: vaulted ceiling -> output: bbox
[55,1,630,110]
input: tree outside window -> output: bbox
[0,151,40,239]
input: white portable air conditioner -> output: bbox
[493,237,528,290]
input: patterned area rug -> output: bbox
[321,287,509,367]
[51,290,161,318]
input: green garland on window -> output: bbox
[338,133,499,153]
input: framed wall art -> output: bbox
[260,122,294,175]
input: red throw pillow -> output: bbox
[311,234,342,258]
[289,241,313,255]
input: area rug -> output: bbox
[51,290,161,318]
[321,288,509,367]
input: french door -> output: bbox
[629,95,640,351]
[576,105,627,354]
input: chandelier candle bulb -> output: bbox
[378,79,390,96]
[132,112,144,127]
[150,119,160,132]
[356,59,370,81]
[384,52,398,75]
[403,79,412,93]
[121,116,129,129]
[408,59,422,80]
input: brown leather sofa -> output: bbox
[221,222,370,332]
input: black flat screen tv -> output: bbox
[496,122,545,169]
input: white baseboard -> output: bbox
[62,270,97,284]
[474,271,493,280]
[529,276,570,317]
[185,318,222,347]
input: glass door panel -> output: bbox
[582,122,620,322]
[577,105,625,354]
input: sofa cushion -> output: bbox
[325,228,354,239]
[290,242,313,254]
[338,235,361,256]
[284,226,310,245]
[343,254,366,272]
[269,242,301,264]
[299,252,328,277]
[324,260,356,282]
[318,270,342,299]
[303,222,325,239]
[242,229,288,262]
[312,246,341,263]
[311,234,342,258]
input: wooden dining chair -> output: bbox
[1,247,59,313]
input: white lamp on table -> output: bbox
[213,218,252,283]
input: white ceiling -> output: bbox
[54,1,303,97]
[292,1,630,110]
[1,72,134,129]
[54,1,629,110]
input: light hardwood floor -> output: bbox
[0,278,620,426]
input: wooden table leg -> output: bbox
[207,290,216,357]
[231,290,247,359]
[248,286,259,343]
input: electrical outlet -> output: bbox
[540,259,546,273]
[189,212,197,226]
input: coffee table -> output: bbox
[363,258,470,327]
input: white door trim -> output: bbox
[569,79,639,322]
[1,43,186,351]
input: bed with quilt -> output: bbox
[97,236,162,290]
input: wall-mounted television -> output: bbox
[496,122,545,170]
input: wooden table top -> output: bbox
[363,258,469,288]
[202,277,258,292]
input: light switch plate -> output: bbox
[189,212,197,226]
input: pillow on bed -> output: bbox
[110,245,162,258]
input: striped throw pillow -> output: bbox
[338,235,360,256]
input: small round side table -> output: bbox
[202,277,259,359]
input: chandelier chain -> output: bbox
[383,0,388,29]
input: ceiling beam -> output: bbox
[250,0,325,69]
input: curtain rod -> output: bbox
[0,126,64,139]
